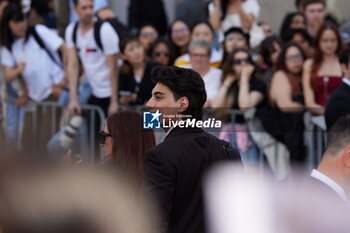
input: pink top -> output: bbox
[315,76,342,106]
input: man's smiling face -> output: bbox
[146,83,185,126]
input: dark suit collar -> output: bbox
[164,126,204,141]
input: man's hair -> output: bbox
[73,0,93,6]
[326,115,350,155]
[302,0,326,10]
[151,66,207,120]
[339,48,350,67]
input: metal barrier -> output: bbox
[0,99,327,172]
[1,98,105,163]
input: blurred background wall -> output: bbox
[111,0,350,33]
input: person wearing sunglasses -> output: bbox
[212,48,267,164]
[148,38,175,66]
[261,43,306,163]
[99,111,155,185]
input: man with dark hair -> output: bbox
[325,48,350,130]
[309,115,350,203]
[144,66,240,233]
[300,0,326,36]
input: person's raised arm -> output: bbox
[106,53,119,116]
[302,59,324,115]
[238,65,263,111]
[209,0,222,31]
[238,10,254,31]
[211,74,236,108]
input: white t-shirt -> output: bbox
[183,65,222,101]
[209,0,262,44]
[65,20,119,98]
[1,24,64,102]
[203,67,222,100]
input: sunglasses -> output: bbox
[154,51,170,57]
[285,54,303,62]
[98,131,112,145]
[233,57,250,65]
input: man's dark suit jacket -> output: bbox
[325,81,350,131]
[143,127,240,233]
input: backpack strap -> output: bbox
[72,22,79,50]
[93,20,104,52]
[30,26,61,67]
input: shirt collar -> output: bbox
[342,78,350,87]
[310,169,349,203]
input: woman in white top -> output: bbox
[185,40,222,107]
[209,0,264,47]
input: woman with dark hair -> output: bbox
[118,37,160,106]
[222,27,249,61]
[263,43,306,162]
[0,3,66,147]
[303,22,343,115]
[208,0,264,47]
[138,24,159,50]
[212,48,267,164]
[280,12,307,41]
[99,111,155,185]
[174,21,222,68]
[167,19,191,59]
[147,38,175,66]
[260,35,283,84]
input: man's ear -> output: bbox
[342,145,350,168]
[178,96,189,113]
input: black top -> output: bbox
[230,76,267,123]
[325,81,350,131]
[118,62,160,105]
[143,127,240,233]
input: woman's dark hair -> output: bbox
[310,22,342,90]
[282,28,313,46]
[137,23,158,36]
[106,111,155,186]
[166,19,191,58]
[191,20,215,36]
[280,12,307,41]
[0,3,25,50]
[151,66,207,120]
[221,27,250,67]
[221,48,254,84]
[276,42,306,94]
[119,36,146,74]
[219,0,246,21]
[147,38,175,65]
[260,35,283,67]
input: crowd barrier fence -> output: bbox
[0,99,327,175]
